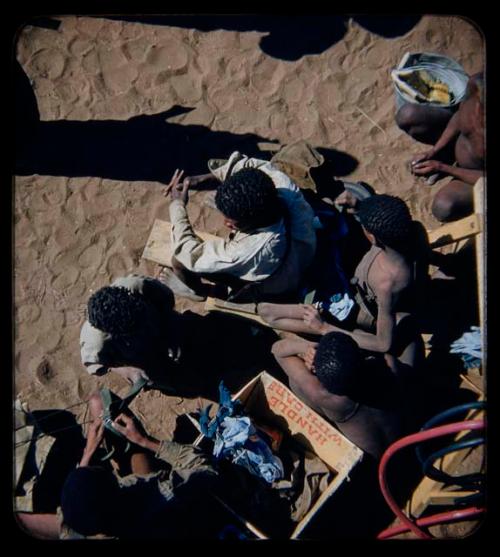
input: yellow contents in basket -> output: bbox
[401,69,452,105]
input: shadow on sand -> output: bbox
[15,61,358,183]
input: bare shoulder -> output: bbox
[372,256,411,295]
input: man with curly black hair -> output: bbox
[159,152,316,302]
[214,168,284,231]
[80,274,181,386]
[272,332,406,460]
[355,194,413,253]
[259,192,424,364]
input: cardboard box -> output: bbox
[194,371,364,539]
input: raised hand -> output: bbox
[112,413,148,447]
[334,190,359,213]
[163,169,185,197]
[302,305,326,334]
[303,345,318,372]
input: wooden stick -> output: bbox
[355,106,387,137]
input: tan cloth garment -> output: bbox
[270,140,325,192]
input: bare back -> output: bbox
[353,245,412,330]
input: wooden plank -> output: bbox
[428,490,478,506]
[405,408,484,518]
[460,372,484,397]
[473,178,485,377]
[427,213,481,248]
[204,297,271,327]
[141,219,221,266]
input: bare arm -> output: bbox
[112,413,161,453]
[431,111,462,154]
[16,513,61,540]
[412,111,461,165]
[430,163,482,185]
[273,350,321,404]
[79,420,105,467]
[412,159,483,185]
[259,303,324,334]
[271,337,317,359]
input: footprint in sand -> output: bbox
[78,242,104,270]
[91,213,118,235]
[169,73,203,105]
[146,41,189,73]
[106,252,134,278]
[250,56,286,98]
[28,48,66,80]
[51,267,81,293]
[35,358,56,386]
[16,304,42,326]
[123,37,152,63]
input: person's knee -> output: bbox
[432,191,458,222]
[395,104,419,132]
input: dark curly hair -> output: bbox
[313,332,362,396]
[87,286,151,336]
[61,467,122,537]
[215,168,283,229]
[356,194,413,252]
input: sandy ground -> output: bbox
[14,14,484,532]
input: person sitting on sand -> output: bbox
[160,151,316,303]
[272,332,407,460]
[410,72,484,222]
[259,193,423,359]
[80,274,182,387]
[16,400,220,539]
[80,273,277,393]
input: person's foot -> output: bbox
[158,267,207,302]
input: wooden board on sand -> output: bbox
[204,297,271,327]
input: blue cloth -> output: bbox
[450,326,482,369]
[321,292,355,321]
[302,209,354,319]
[199,382,284,484]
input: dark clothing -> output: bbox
[60,441,219,539]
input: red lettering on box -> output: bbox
[297,416,308,429]
[269,395,279,408]
[287,408,297,421]
[294,400,304,412]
